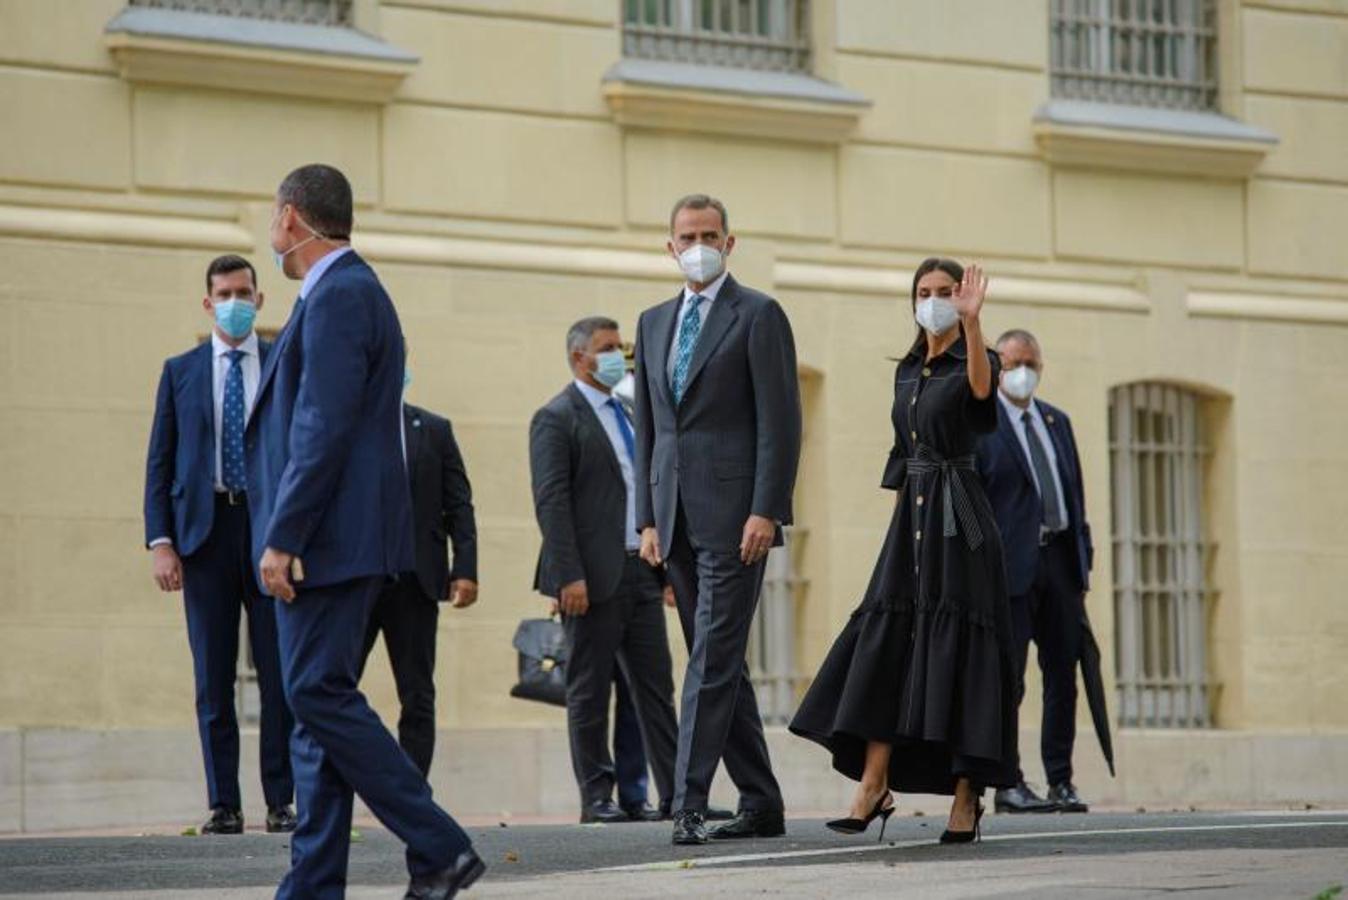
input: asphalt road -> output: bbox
[1,810,1345,898]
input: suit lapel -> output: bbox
[198,340,215,439]
[1043,408,1077,520]
[254,296,303,416]
[679,275,741,401]
[568,385,623,482]
[405,404,424,485]
[649,294,682,408]
[997,400,1036,487]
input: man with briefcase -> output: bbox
[528,316,680,824]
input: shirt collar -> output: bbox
[682,270,730,305]
[212,330,259,358]
[298,245,354,300]
[999,389,1039,422]
[903,331,969,363]
[573,378,615,410]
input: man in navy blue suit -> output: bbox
[976,329,1094,815]
[144,254,296,836]
[247,164,481,900]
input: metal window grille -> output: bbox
[128,0,353,26]
[1109,383,1215,728]
[749,527,807,724]
[1050,0,1218,111]
[623,0,811,73]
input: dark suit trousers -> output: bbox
[666,518,784,814]
[613,669,650,809]
[562,556,678,809]
[1011,536,1084,787]
[359,577,439,777]
[180,494,294,811]
[275,576,470,900]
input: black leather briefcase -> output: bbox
[509,617,568,707]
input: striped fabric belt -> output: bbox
[906,447,984,551]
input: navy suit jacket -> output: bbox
[144,338,272,557]
[244,251,415,594]
[976,397,1093,598]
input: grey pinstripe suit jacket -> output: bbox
[632,274,802,556]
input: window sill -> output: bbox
[103,7,418,104]
[1033,100,1277,179]
[602,58,870,144]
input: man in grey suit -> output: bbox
[530,317,680,825]
[633,194,802,846]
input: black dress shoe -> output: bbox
[705,805,736,821]
[671,810,708,845]
[200,807,243,835]
[1048,782,1089,813]
[707,809,786,840]
[580,799,629,824]
[622,802,664,822]
[404,848,486,900]
[994,781,1058,814]
[266,804,298,833]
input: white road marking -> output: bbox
[591,819,1348,873]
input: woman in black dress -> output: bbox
[789,257,1016,843]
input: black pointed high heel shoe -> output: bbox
[939,800,984,845]
[826,791,896,842]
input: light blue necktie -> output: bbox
[222,350,246,491]
[670,294,705,404]
[607,398,635,463]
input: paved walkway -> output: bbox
[2,810,1345,898]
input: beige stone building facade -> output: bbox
[1,0,1346,831]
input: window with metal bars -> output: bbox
[623,0,811,73]
[1108,383,1216,729]
[749,528,807,724]
[1050,0,1218,112]
[127,0,353,27]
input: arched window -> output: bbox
[1109,383,1215,727]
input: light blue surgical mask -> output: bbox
[213,299,257,339]
[593,350,627,389]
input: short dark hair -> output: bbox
[277,163,353,239]
[566,316,620,362]
[996,328,1041,353]
[205,254,256,293]
[669,194,729,233]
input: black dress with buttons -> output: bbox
[790,335,1017,794]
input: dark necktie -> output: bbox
[1021,410,1065,531]
[607,397,635,463]
[222,350,247,491]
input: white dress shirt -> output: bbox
[574,379,639,551]
[212,330,261,491]
[999,391,1070,529]
[666,269,729,381]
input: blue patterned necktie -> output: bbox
[221,350,247,491]
[607,397,635,463]
[670,294,705,404]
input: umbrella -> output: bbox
[1078,611,1116,777]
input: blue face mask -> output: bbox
[213,299,257,339]
[593,350,627,389]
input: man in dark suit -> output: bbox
[633,195,802,845]
[144,254,296,836]
[976,328,1094,815]
[249,164,480,900]
[530,317,680,825]
[358,397,478,778]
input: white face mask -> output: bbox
[1001,365,1040,401]
[914,296,959,336]
[676,243,726,284]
